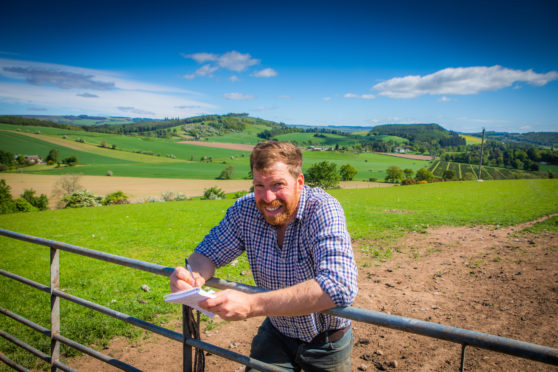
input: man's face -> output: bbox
[253,161,304,227]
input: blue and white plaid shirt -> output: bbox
[195,185,358,342]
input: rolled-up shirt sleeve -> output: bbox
[310,198,358,307]
[195,200,245,267]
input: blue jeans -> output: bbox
[246,318,353,372]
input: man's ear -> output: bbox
[297,173,304,191]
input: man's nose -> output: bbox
[263,189,276,203]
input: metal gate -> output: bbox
[1,229,557,372]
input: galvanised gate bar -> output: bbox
[1,228,557,372]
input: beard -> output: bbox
[257,198,297,226]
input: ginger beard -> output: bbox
[256,194,299,226]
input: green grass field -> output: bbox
[1,124,429,181]
[1,179,557,369]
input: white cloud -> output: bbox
[217,51,259,72]
[344,93,375,99]
[183,52,217,63]
[372,65,558,98]
[229,75,240,82]
[183,50,264,79]
[439,96,451,102]
[519,125,532,131]
[252,68,278,78]
[322,97,332,101]
[195,64,218,77]
[223,92,255,100]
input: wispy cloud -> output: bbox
[117,106,156,116]
[0,58,214,118]
[372,66,558,98]
[77,93,99,98]
[252,68,277,78]
[322,97,332,101]
[3,66,114,90]
[344,93,375,99]
[229,75,240,82]
[224,92,255,100]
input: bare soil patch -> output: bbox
[65,216,557,372]
[1,174,252,208]
[178,141,255,152]
[2,174,390,208]
[377,152,435,161]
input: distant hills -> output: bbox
[2,114,557,148]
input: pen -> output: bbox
[185,258,197,287]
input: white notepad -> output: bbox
[164,287,216,318]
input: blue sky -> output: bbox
[1,0,557,133]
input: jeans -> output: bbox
[246,318,353,372]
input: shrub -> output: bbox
[217,165,234,180]
[415,168,434,182]
[339,164,357,181]
[161,191,177,201]
[174,193,188,201]
[305,161,340,189]
[14,198,38,212]
[442,170,455,181]
[62,190,102,208]
[401,178,416,185]
[202,186,225,200]
[417,180,428,184]
[21,189,48,210]
[103,191,129,205]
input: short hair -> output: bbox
[250,141,302,178]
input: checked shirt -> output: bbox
[195,185,358,342]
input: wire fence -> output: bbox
[1,228,557,372]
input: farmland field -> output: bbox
[1,125,431,181]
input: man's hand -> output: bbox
[198,289,261,321]
[169,266,205,293]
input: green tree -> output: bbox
[46,149,59,164]
[415,168,434,182]
[403,168,414,179]
[0,179,16,214]
[62,155,78,166]
[385,166,403,183]
[339,164,357,181]
[305,161,340,189]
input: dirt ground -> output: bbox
[1,174,390,208]
[178,141,256,152]
[377,153,435,161]
[64,215,558,372]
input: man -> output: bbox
[170,141,358,371]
